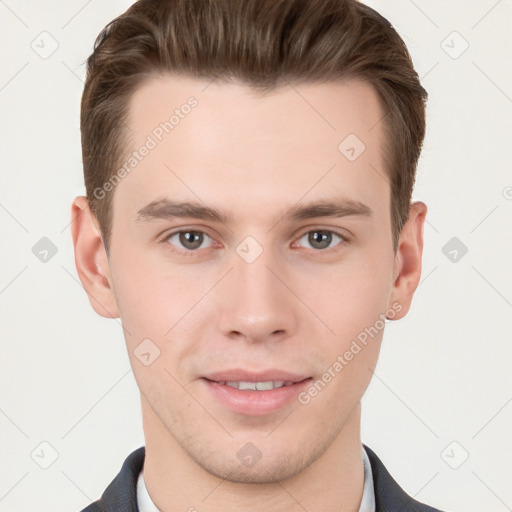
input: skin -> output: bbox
[71,75,426,512]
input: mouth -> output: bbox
[201,370,313,415]
[213,380,296,390]
[204,369,311,384]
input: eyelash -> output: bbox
[162,227,349,257]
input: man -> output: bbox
[71,0,445,510]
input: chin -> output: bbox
[197,455,306,484]
[187,433,333,484]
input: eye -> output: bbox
[163,227,348,255]
[296,229,347,251]
[165,230,214,252]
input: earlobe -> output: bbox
[388,201,427,320]
[70,196,120,319]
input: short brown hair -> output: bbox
[81,0,427,254]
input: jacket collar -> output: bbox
[362,444,442,511]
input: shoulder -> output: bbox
[77,446,146,512]
[363,444,446,512]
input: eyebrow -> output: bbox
[135,197,373,224]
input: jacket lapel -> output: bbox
[363,444,443,512]
[80,446,145,512]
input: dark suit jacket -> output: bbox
[79,444,445,511]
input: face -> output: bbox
[86,75,411,483]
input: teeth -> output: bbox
[225,380,286,390]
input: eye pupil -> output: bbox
[179,231,203,250]
[309,230,332,250]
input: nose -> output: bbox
[216,244,299,345]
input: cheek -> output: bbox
[303,249,394,341]
[108,251,213,378]
[109,234,182,321]
[108,257,176,355]
[302,270,389,415]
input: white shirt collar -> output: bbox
[360,444,376,512]
[137,445,375,512]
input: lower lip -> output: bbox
[202,378,312,416]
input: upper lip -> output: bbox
[203,369,311,383]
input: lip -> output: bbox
[204,369,310,383]
[201,369,312,416]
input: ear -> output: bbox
[70,196,119,318]
[387,201,427,320]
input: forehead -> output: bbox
[126,74,384,150]
[114,74,388,224]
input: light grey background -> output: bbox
[0,1,511,511]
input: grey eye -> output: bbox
[167,231,212,251]
[298,230,343,250]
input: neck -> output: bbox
[141,396,365,512]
